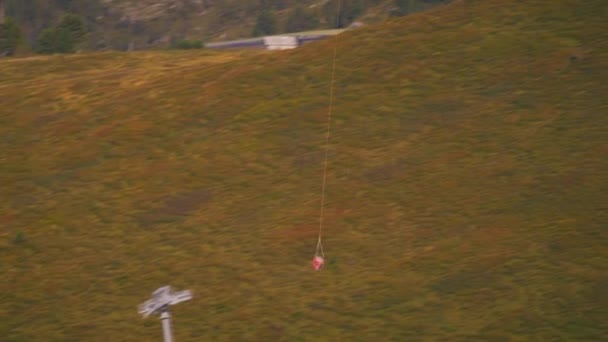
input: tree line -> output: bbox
[1,12,86,55]
[0,0,450,56]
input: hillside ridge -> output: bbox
[2,0,450,52]
[1,0,606,340]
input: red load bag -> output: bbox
[312,256,325,270]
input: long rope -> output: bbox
[316,0,342,259]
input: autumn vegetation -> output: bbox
[1,0,606,340]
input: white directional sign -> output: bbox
[168,290,193,305]
[139,285,192,342]
[138,286,193,318]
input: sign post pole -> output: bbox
[139,286,192,342]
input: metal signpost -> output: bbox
[139,286,192,342]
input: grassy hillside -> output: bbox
[1,0,607,340]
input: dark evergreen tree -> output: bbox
[252,10,277,36]
[0,16,21,55]
[57,13,85,42]
[36,13,85,54]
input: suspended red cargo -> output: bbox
[312,256,325,270]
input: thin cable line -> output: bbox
[316,0,342,258]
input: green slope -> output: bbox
[1,0,607,340]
